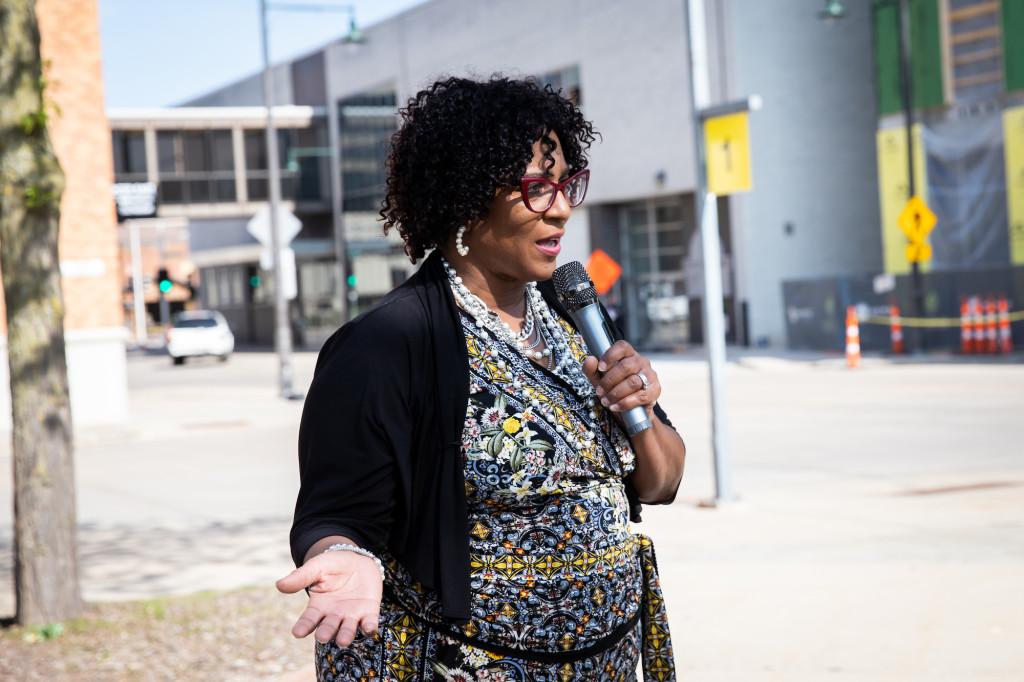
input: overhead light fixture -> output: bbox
[344,8,365,43]
[819,0,847,24]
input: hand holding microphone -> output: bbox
[553,262,656,436]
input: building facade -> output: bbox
[109,0,892,350]
[0,0,128,428]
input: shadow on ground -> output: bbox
[0,516,294,616]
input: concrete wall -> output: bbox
[726,0,883,346]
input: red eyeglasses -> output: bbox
[520,169,590,213]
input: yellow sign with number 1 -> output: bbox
[704,112,752,196]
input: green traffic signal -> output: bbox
[347,274,357,287]
[250,275,261,287]
[157,267,172,294]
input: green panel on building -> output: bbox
[1005,0,1024,93]
[873,0,944,116]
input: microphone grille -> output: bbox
[552,261,598,312]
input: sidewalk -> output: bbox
[0,350,1021,680]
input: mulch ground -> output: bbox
[0,586,314,681]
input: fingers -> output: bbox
[283,551,384,646]
[315,612,343,643]
[302,600,381,646]
[583,355,601,386]
[293,604,325,639]
[359,614,380,638]
[592,341,660,412]
[276,563,318,594]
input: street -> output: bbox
[1,349,1022,680]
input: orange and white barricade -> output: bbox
[846,306,860,368]
[890,301,904,354]
[960,296,973,354]
[972,296,986,352]
[998,293,1013,354]
[985,294,998,354]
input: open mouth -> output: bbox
[537,237,561,254]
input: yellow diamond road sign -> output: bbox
[898,196,936,243]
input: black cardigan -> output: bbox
[290,251,673,621]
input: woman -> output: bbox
[277,76,685,681]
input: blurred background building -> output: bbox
[0,0,128,428]
[104,0,1024,351]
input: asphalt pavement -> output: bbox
[0,347,1021,681]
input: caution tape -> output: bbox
[860,310,1024,328]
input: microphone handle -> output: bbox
[568,302,653,436]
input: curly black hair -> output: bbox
[380,76,598,263]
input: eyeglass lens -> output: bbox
[526,172,588,212]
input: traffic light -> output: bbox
[250,275,261,287]
[157,267,172,294]
[347,273,357,287]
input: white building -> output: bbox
[110,0,886,350]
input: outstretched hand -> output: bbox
[276,549,383,647]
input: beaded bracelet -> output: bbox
[324,543,386,581]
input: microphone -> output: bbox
[552,261,652,436]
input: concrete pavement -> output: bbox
[0,348,1022,680]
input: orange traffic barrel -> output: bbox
[846,306,860,369]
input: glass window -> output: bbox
[339,89,399,213]
[151,129,240,206]
[112,130,147,176]
[229,267,244,305]
[538,65,582,105]
[247,177,268,201]
[157,131,179,174]
[210,130,235,172]
[184,131,209,172]
[656,204,682,224]
[215,179,236,202]
[245,130,267,170]
[205,269,220,307]
[187,179,210,203]
[657,227,684,248]
[159,180,183,204]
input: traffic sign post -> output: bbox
[896,195,936,349]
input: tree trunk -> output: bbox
[0,0,82,625]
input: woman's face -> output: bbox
[461,132,574,285]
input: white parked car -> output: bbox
[166,310,234,365]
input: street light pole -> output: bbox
[896,0,926,351]
[820,0,925,350]
[684,0,736,506]
[259,0,296,399]
[263,2,364,338]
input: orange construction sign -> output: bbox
[585,249,622,295]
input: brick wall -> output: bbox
[0,0,123,333]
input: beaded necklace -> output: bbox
[441,257,595,401]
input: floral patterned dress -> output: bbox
[314,310,674,682]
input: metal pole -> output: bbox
[325,72,350,325]
[260,0,296,398]
[128,220,147,345]
[897,0,925,351]
[685,0,735,505]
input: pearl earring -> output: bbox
[456,225,469,256]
